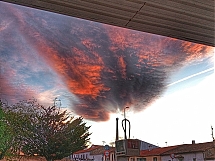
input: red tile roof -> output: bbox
[90,147,115,155]
[74,145,102,154]
[162,142,214,155]
[140,146,178,157]
[141,141,214,157]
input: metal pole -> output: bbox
[116,118,119,141]
[123,107,129,140]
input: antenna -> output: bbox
[54,97,61,107]
[122,106,131,139]
[211,126,214,140]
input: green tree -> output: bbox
[0,100,36,160]
[4,100,39,153]
[0,101,13,159]
[0,100,91,161]
[7,100,91,161]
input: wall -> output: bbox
[129,156,161,161]
[143,156,161,161]
[92,154,103,161]
[109,152,116,161]
[117,156,129,161]
[161,152,204,161]
[72,152,92,160]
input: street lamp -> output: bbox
[124,106,129,119]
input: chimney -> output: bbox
[116,118,119,141]
[192,140,195,144]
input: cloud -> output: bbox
[167,67,214,87]
[0,2,214,121]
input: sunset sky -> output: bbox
[0,1,214,147]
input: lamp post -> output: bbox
[124,106,129,119]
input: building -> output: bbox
[72,145,103,161]
[90,146,115,161]
[204,143,215,161]
[161,141,215,161]
[115,139,159,161]
[136,146,178,161]
[71,145,115,161]
[72,140,215,161]
[128,140,215,161]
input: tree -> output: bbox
[7,100,91,161]
[0,101,13,159]
[0,100,36,160]
[0,100,91,161]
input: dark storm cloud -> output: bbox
[0,2,213,121]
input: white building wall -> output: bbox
[72,152,93,160]
[93,154,103,161]
[161,152,204,161]
[110,152,116,161]
[91,153,116,161]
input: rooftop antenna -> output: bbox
[122,106,131,139]
[54,97,61,107]
[211,126,214,140]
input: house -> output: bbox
[161,141,215,161]
[203,143,215,161]
[139,146,178,161]
[128,146,177,161]
[71,145,103,161]
[128,140,215,161]
[90,146,115,161]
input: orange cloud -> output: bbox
[118,56,127,79]
[23,26,110,99]
[182,41,214,62]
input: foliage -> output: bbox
[9,100,40,146]
[0,101,13,159]
[2,100,91,161]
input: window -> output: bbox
[130,158,135,161]
[153,157,157,161]
[137,158,146,161]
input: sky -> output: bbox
[0,1,214,148]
